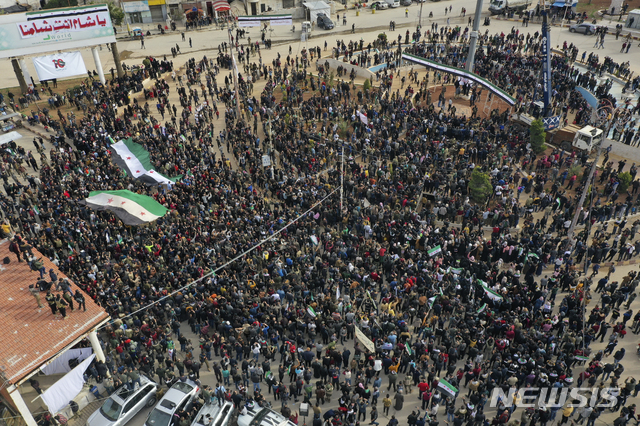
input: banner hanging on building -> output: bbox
[32,51,87,80]
[237,15,293,27]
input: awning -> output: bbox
[0,131,22,146]
[552,0,577,6]
[303,0,331,10]
[576,86,598,109]
[213,0,230,11]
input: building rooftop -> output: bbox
[0,238,109,385]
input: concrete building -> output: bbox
[0,238,110,426]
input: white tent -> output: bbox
[0,131,22,146]
[303,1,331,22]
[626,9,640,30]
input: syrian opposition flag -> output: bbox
[83,190,168,226]
[477,303,487,313]
[483,286,503,301]
[437,379,458,398]
[307,306,317,318]
[428,296,436,309]
[478,280,503,301]
[111,138,181,185]
[428,245,442,257]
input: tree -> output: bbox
[108,2,125,26]
[469,168,493,204]
[42,0,78,9]
[363,79,371,92]
[530,119,546,154]
[337,120,349,140]
[617,172,633,193]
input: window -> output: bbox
[283,0,295,8]
[172,382,194,394]
[100,399,122,422]
[123,400,136,414]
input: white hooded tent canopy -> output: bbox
[303,1,331,22]
[626,9,640,30]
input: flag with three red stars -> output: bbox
[110,137,182,186]
[82,190,168,225]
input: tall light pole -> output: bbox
[228,27,243,121]
[565,100,630,250]
[465,0,484,72]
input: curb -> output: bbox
[494,15,640,41]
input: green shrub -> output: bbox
[567,164,582,182]
[469,169,493,203]
[618,172,633,193]
[530,119,546,154]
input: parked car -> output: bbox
[237,405,295,426]
[400,0,412,6]
[87,376,158,426]
[369,0,389,9]
[191,401,235,426]
[145,380,201,426]
[385,0,401,7]
[316,13,334,29]
[569,23,596,35]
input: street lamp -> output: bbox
[565,99,631,251]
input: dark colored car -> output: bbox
[317,13,334,29]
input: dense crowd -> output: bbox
[2,24,640,426]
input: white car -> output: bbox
[87,376,158,426]
[370,0,389,9]
[145,380,201,426]
[387,0,401,7]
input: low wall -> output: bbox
[316,57,375,80]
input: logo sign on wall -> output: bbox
[0,5,115,59]
[32,51,87,80]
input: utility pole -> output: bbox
[565,101,628,250]
[465,0,484,72]
[418,0,424,30]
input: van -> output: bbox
[191,401,235,426]
[87,376,158,426]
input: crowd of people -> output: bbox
[2,21,640,426]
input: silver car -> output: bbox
[87,376,158,426]
[145,380,201,426]
[237,405,296,426]
[191,401,235,426]
[569,23,596,35]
